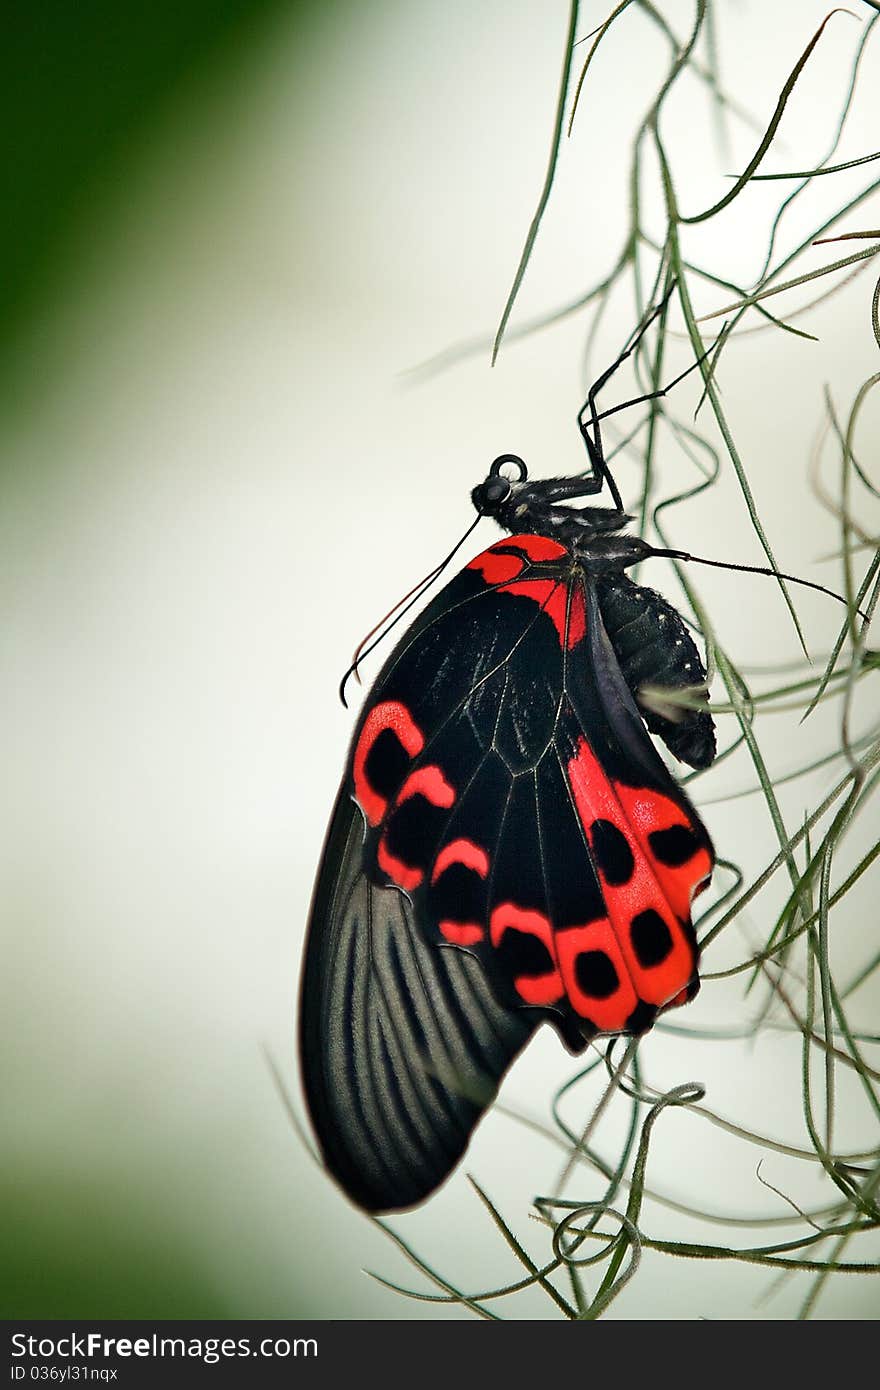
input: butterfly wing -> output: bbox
[299,787,537,1213]
[300,535,714,1210]
[554,576,714,1034]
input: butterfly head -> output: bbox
[472,455,632,542]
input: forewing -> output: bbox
[345,536,713,1040]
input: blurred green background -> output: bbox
[2,1,312,397]
[2,1,878,1319]
[2,0,321,1318]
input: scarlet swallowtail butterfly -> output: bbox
[298,298,726,1212]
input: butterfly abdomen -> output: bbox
[597,573,716,770]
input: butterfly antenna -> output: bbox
[650,546,870,621]
[338,514,484,707]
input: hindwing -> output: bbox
[299,789,536,1212]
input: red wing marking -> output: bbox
[432,840,489,948]
[500,580,585,650]
[506,535,567,561]
[439,922,484,946]
[555,921,639,1032]
[398,766,455,808]
[468,551,524,584]
[514,975,565,1007]
[467,537,584,650]
[490,904,564,1007]
[501,580,561,637]
[467,536,567,580]
[377,838,422,893]
[567,737,701,1009]
[489,903,554,950]
[431,838,489,883]
[616,783,712,919]
[375,768,457,893]
[566,587,587,649]
[353,700,425,826]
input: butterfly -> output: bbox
[297,295,729,1211]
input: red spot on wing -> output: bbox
[566,586,587,649]
[439,922,484,946]
[432,841,489,948]
[467,534,568,587]
[377,837,422,892]
[507,534,567,561]
[501,580,561,636]
[431,838,489,883]
[468,534,568,574]
[353,700,424,826]
[490,904,564,1007]
[489,903,552,949]
[515,974,566,1007]
[567,738,702,1010]
[398,765,455,808]
[498,579,586,650]
[468,551,524,583]
[467,538,584,649]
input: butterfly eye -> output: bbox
[482,475,512,503]
[472,467,517,515]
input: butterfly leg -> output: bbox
[576,284,677,510]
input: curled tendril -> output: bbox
[551,1203,640,1269]
[549,1202,642,1317]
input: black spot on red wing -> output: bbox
[364,727,413,803]
[590,818,635,886]
[383,797,448,874]
[648,824,702,868]
[625,1000,658,1035]
[574,950,619,1000]
[496,929,555,979]
[430,863,486,924]
[630,909,674,968]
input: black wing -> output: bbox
[299,787,537,1213]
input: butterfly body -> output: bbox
[299,465,716,1211]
